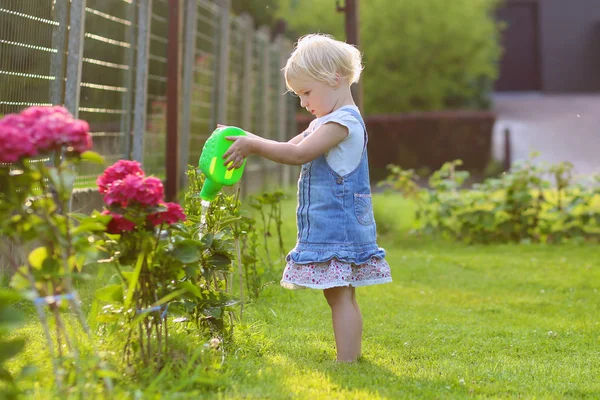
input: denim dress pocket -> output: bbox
[354,193,375,225]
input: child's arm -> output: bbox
[223,122,347,168]
[218,124,303,144]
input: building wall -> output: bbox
[539,0,600,92]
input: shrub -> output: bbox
[382,154,600,244]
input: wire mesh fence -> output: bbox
[0,0,298,272]
[0,0,297,195]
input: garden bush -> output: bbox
[0,105,287,396]
[380,154,600,244]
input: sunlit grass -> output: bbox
[216,193,600,399]
[5,192,600,398]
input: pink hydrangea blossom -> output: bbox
[103,175,164,208]
[64,119,92,153]
[133,176,164,206]
[147,202,186,226]
[102,210,136,234]
[29,112,72,152]
[0,106,92,162]
[20,105,71,120]
[17,106,92,154]
[0,114,38,162]
[97,160,145,195]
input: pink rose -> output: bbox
[147,202,186,226]
[97,160,145,195]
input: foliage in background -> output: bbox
[277,0,501,114]
[232,0,280,30]
[380,154,600,244]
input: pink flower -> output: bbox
[64,119,92,153]
[133,176,164,206]
[0,114,38,162]
[102,210,136,234]
[147,202,186,226]
[97,160,145,195]
[0,106,92,161]
[20,105,71,120]
[29,112,73,152]
[103,175,164,208]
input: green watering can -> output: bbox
[198,126,247,201]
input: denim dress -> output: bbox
[281,107,392,290]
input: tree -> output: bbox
[276,0,501,114]
[231,0,280,29]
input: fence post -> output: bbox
[166,0,183,201]
[132,0,153,163]
[49,0,68,106]
[504,127,512,171]
[239,13,254,197]
[275,35,290,188]
[180,0,198,187]
[241,14,254,133]
[214,0,231,125]
[258,27,271,186]
[121,3,137,160]
[64,0,86,117]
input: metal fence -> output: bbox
[0,0,297,200]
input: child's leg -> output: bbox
[323,286,362,362]
[351,286,363,357]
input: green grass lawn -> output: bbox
[7,193,600,399]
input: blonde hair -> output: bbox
[283,33,363,91]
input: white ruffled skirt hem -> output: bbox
[280,256,392,291]
[280,277,393,290]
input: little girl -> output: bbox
[223,33,392,362]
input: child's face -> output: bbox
[289,77,339,118]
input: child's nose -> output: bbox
[300,97,308,108]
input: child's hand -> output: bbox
[223,136,253,170]
[218,123,262,140]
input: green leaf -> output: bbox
[0,307,23,331]
[71,221,108,235]
[0,366,14,383]
[95,285,124,304]
[203,307,223,319]
[172,239,201,264]
[153,289,187,307]
[0,290,22,306]
[124,252,145,309]
[0,338,25,365]
[9,269,30,291]
[96,369,120,379]
[217,216,241,228]
[27,247,48,270]
[96,314,120,323]
[208,253,232,267]
[80,151,105,165]
[178,281,202,299]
